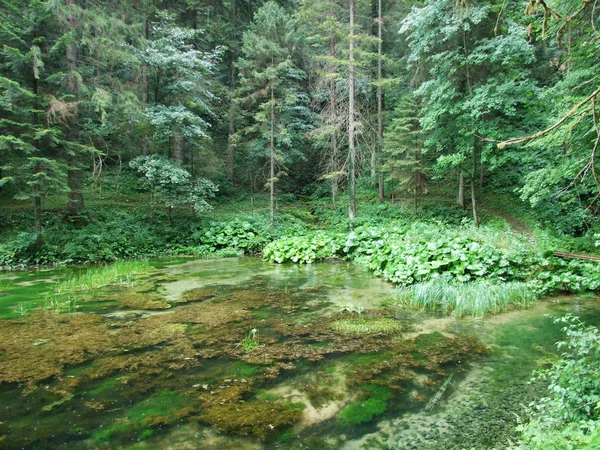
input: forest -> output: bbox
[1,0,600,449]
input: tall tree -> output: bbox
[236,1,308,231]
[402,0,539,227]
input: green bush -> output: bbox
[512,315,600,449]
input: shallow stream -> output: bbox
[0,257,599,449]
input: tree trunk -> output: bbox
[34,193,43,245]
[329,7,338,204]
[66,0,84,215]
[457,170,465,208]
[348,0,357,221]
[226,0,238,182]
[172,130,185,163]
[377,0,385,203]
[471,148,479,227]
[141,16,149,156]
[269,85,276,232]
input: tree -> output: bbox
[136,13,220,164]
[402,0,539,227]
[236,1,308,231]
[129,155,217,222]
[382,95,427,214]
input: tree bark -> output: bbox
[457,170,465,208]
[329,5,338,204]
[269,85,276,232]
[172,129,185,163]
[66,0,84,216]
[377,0,385,203]
[226,0,238,182]
[348,0,357,221]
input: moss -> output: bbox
[91,389,189,443]
[178,288,216,303]
[329,317,405,335]
[339,384,392,426]
[200,400,303,440]
[108,292,171,310]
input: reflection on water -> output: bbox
[0,257,597,449]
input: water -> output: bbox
[0,257,598,449]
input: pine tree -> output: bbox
[382,95,427,214]
[236,1,308,231]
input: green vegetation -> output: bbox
[236,328,261,352]
[512,315,600,449]
[1,0,600,448]
[329,317,404,335]
[339,384,392,426]
[395,278,536,317]
[43,260,153,312]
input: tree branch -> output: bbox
[498,86,600,148]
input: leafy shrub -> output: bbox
[512,315,600,449]
[263,232,345,263]
[193,219,268,253]
[529,258,600,295]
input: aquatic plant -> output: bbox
[339,384,392,426]
[395,277,536,317]
[329,317,404,335]
[338,303,364,314]
[236,328,261,351]
[43,260,153,312]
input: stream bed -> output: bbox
[0,257,599,449]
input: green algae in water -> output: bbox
[330,317,404,335]
[3,258,599,450]
[91,390,189,444]
[339,384,392,426]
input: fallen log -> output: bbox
[553,251,600,261]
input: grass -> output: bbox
[329,317,404,335]
[395,277,537,317]
[43,260,153,312]
[236,328,261,352]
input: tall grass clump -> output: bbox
[395,277,536,317]
[44,260,153,312]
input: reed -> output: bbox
[396,277,536,317]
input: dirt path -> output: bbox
[479,206,533,235]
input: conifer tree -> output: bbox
[236,1,308,231]
[382,95,427,214]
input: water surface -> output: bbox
[0,258,598,449]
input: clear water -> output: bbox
[0,257,598,450]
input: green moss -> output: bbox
[278,429,297,443]
[90,390,188,443]
[330,317,405,335]
[230,361,263,378]
[339,384,392,426]
[414,332,446,350]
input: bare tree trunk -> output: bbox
[172,129,185,163]
[66,0,84,216]
[348,0,357,221]
[269,85,276,232]
[471,149,479,227]
[226,0,238,182]
[141,16,149,156]
[377,0,385,203]
[457,170,465,208]
[329,7,338,204]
